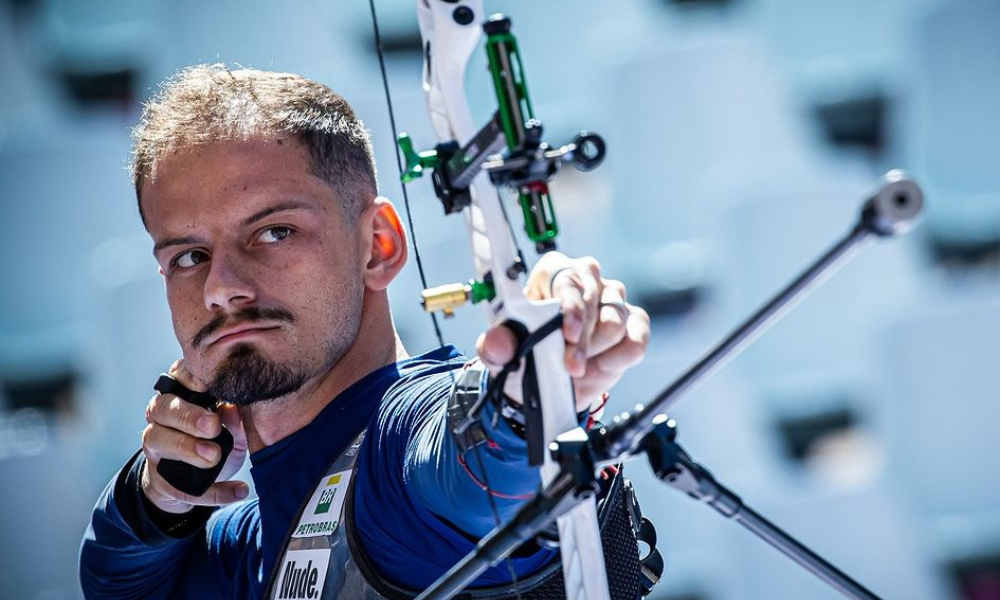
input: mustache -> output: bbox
[192,306,295,348]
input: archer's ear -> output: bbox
[362,198,408,291]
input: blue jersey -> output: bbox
[80,347,554,599]
[79,347,555,599]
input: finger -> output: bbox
[219,447,249,485]
[142,422,222,469]
[187,480,250,506]
[552,260,600,337]
[600,278,627,305]
[476,326,518,373]
[587,281,630,357]
[524,251,570,300]
[587,311,629,358]
[147,393,220,439]
[187,480,250,505]
[475,327,528,406]
[593,306,651,373]
[573,258,602,345]
[158,479,250,507]
[217,403,247,450]
[550,269,587,346]
[215,403,247,481]
[557,261,602,376]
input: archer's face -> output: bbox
[143,138,366,403]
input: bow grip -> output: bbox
[153,374,234,497]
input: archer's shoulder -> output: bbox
[375,345,468,424]
[390,344,467,393]
[398,344,466,373]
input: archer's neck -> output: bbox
[238,291,407,452]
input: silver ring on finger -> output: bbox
[548,266,576,296]
[599,299,630,324]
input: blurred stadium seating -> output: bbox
[1,1,997,598]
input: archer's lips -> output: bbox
[204,324,281,348]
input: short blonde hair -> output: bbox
[131,64,377,225]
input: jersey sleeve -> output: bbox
[79,452,236,600]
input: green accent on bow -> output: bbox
[398,132,440,183]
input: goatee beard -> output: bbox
[207,343,308,406]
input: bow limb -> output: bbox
[416,2,610,599]
[416,0,502,282]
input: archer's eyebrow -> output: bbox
[241,200,315,228]
[152,200,318,254]
[153,235,202,254]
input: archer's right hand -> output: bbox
[140,359,250,514]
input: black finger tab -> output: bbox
[152,374,235,497]
[154,374,218,411]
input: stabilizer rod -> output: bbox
[598,170,923,461]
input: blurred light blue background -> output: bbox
[1,0,998,599]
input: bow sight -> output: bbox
[400,14,606,317]
[398,14,606,252]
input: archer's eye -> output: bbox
[173,250,208,269]
[256,226,293,244]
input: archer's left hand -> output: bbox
[476,252,650,413]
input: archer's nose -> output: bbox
[203,251,257,312]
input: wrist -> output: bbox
[113,451,213,544]
[137,460,211,539]
[140,460,194,516]
[139,489,206,539]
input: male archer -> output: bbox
[80,65,651,599]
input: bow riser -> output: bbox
[416,2,611,599]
